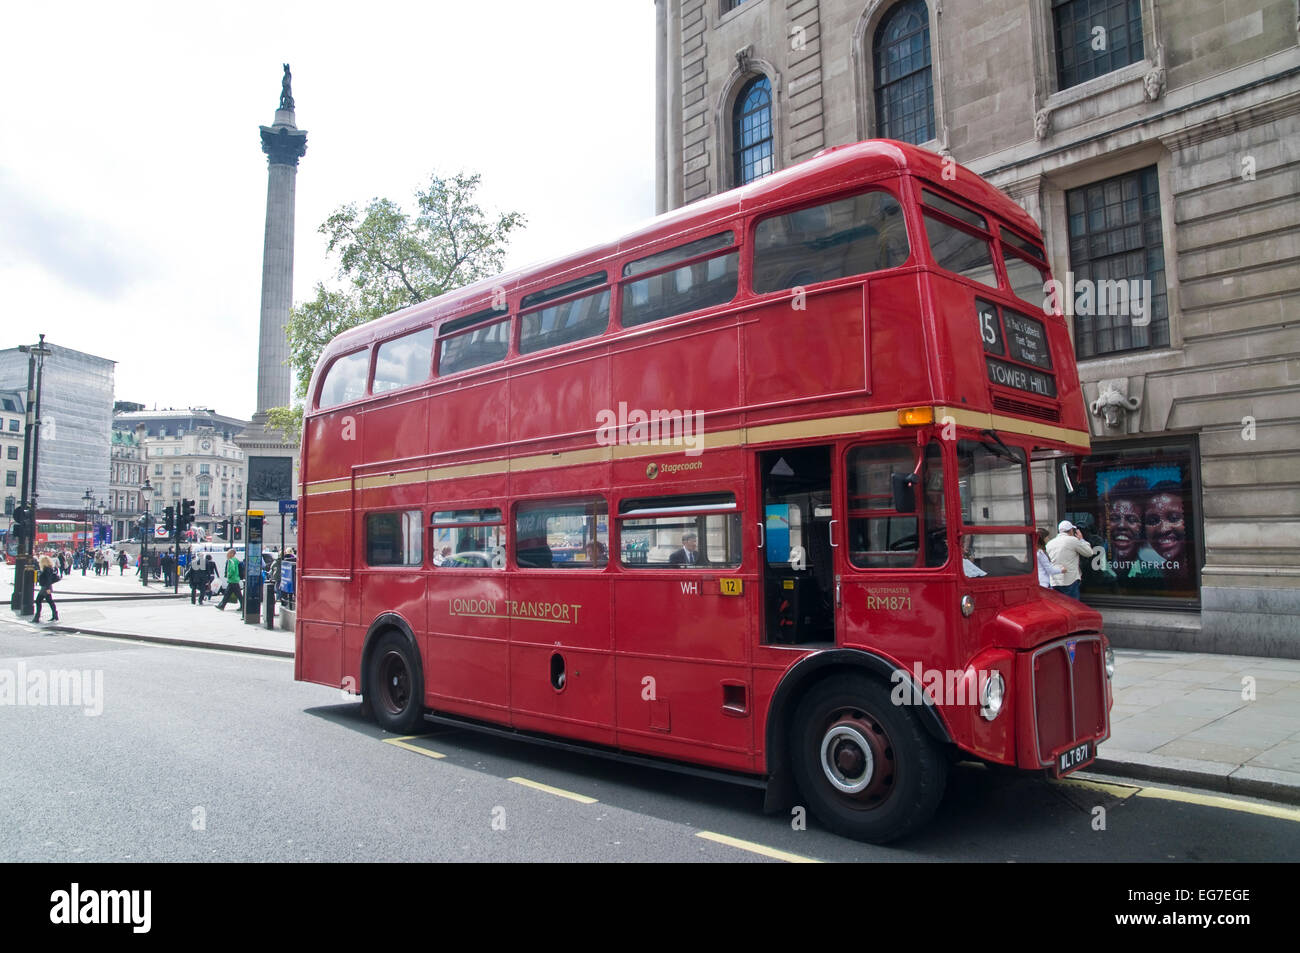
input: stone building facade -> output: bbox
[113,409,248,538]
[108,429,147,543]
[654,0,1300,654]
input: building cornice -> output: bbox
[969,49,1300,179]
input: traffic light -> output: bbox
[233,521,242,541]
[12,503,28,548]
[181,498,195,530]
[163,506,175,535]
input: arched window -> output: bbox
[733,75,774,186]
[873,0,935,144]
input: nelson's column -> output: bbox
[238,63,307,550]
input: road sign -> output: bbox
[279,499,297,515]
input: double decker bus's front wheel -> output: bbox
[790,674,947,843]
[367,630,424,734]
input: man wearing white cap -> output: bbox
[1046,520,1095,600]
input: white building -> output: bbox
[113,409,248,537]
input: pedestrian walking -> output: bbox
[203,555,219,599]
[1035,528,1063,589]
[33,554,59,623]
[185,559,211,605]
[215,549,243,611]
[118,550,128,574]
[1046,520,1095,600]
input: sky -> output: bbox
[0,0,658,421]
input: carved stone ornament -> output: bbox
[1090,378,1142,431]
[735,44,754,73]
[1143,66,1166,102]
[1034,108,1051,141]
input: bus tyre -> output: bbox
[367,631,424,734]
[790,674,947,844]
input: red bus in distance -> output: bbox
[296,140,1112,843]
[4,521,96,564]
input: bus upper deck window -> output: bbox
[1003,251,1049,311]
[518,289,610,355]
[437,309,510,377]
[752,190,910,295]
[317,350,370,409]
[621,232,739,328]
[373,327,435,394]
[922,212,997,288]
[920,189,998,288]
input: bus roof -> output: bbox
[320,139,1040,362]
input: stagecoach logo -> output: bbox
[1067,640,1077,664]
[646,462,659,479]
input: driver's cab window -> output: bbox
[847,441,947,569]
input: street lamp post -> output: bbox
[9,334,50,616]
[140,478,153,588]
[81,489,93,575]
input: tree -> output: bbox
[264,172,525,437]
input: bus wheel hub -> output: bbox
[379,652,410,712]
[820,713,893,800]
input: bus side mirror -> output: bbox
[891,472,918,514]
[1061,461,1077,495]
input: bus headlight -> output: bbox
[980,671,1005,721]
[1105,647,1115,680]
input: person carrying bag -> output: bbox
[33,554,59,623]
[215,549,244,611]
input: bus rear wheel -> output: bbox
[367,631,424,734]
[790,674,947,843]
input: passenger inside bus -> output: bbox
[668,532,701,566]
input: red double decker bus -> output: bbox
[296,140,1112,842]
[3,521,94,564]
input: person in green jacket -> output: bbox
[215,548,244,611]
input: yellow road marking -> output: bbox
[383,737,447,759]
[1051,777,1140,799]
[1134,785,1300,822]
[695,830,821,863]
[508,777,598,804]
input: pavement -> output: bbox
[7,568,1299,804]
[9,567,292,657]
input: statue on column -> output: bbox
[279,63,294,111]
